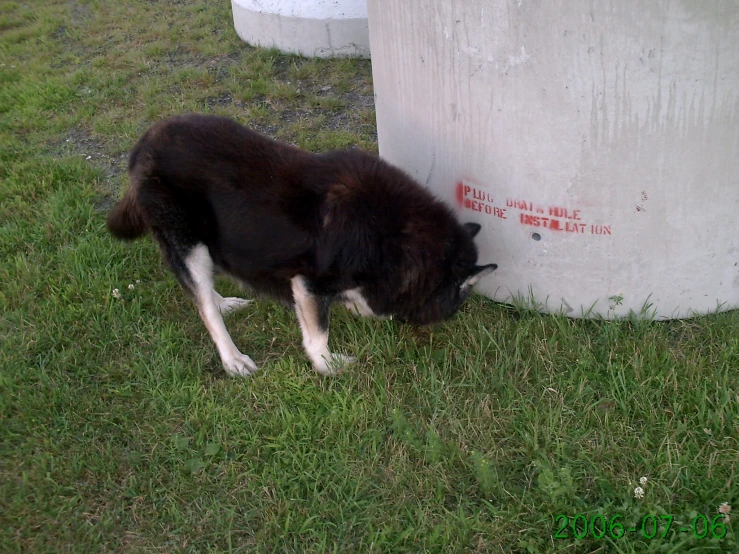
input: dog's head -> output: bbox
[388,221,497,325]
[317,153,497,325]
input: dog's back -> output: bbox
[110,114,311,229]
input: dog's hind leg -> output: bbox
[179,243,258,376]
[291,276,355,375]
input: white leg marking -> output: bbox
[213,291,252,315]
[341,288,377,317]
[185,244,257,376]
[291,276,354,375]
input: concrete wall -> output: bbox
[368,0,739,318]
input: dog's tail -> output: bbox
[107,189,146,240]
[107,141,152,240]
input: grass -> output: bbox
[0,1,737,552]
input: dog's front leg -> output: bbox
[291,276,355,375]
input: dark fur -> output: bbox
[108,114,495,370]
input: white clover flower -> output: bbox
[639,476,648,486]
[135,279,141,284]
[634,486,645,499]
[719,502,732,523]
[112,288,121,299]
[128,283,135,290]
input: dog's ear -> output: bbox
[462,263,497,288]
[316,208,376,276]
[463,222,482,238]
[316,231,348,275]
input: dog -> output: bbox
[107,114,496,376]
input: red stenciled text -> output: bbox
[457,182,507,220]
[509,198,611,235]
[457,186,611,236]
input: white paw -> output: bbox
[313,353,356,376]
[218,296,252,315]
[222,352,258,377]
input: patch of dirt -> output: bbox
[53,126,129,209]
[70,1,91,25]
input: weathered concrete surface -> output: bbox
[368,0,739,318]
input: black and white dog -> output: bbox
[107,114,496,376]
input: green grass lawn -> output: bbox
[1,1,737,552]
